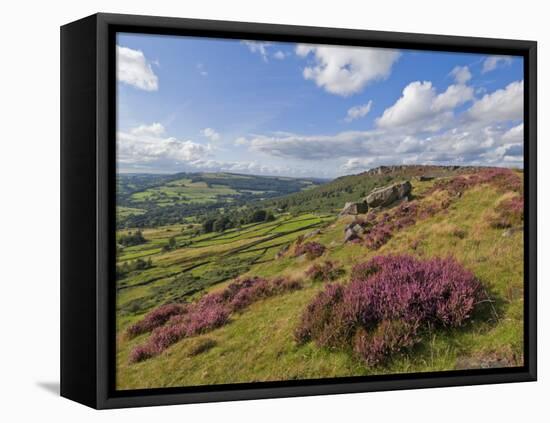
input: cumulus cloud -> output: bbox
[117,124,307,176]
[450,66,472,84]
[377,81,436,128]
[295,44,400,96]
[200,127,221,141]
[342,157,377,172]
[377,79,474,130]
[482,55,513,73]
[243,77,524,171]
[467,80,523,122]
[273,50,286,60]
[117,123,209,166]
[345,101,373,122]
[117,45,159,91]
[432,83,474,111]
[247,123,521,169]
[502,123,524,143]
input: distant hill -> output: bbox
[116,172,326,228]
[262,165,481,215]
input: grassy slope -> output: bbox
[116,175,524,389]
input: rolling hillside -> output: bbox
[115,166,524,389]
[116,172,325,228]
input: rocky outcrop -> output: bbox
[340,201,368,216]
[417,175,435,181]
[344,222,365,243]
[363,164,473,177]
[365,181,412,208]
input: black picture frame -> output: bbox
[60,12,537,409]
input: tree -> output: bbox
[168,236,176,249]
[213,216,232,232]
[250,209,268,223]
[119,230,147,247]
[202,218,215,233]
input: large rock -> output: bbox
[343,222,365,243]
[340,201,368,216]
[365,181,412,208]
[344,228,359,243]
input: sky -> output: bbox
[116,32,524,179]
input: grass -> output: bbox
[128,180,240,208]
[115,172,524,389]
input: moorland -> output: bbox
[115,165,524,389]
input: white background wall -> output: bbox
[1,0,547,420]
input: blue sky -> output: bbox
[116,32,524,178]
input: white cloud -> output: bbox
[200,127,221,141]
[249,130,381,160]
[273,51,286,60]
[130,122,165,137]
[117,45,158,91]
[234,137,249,146]
[377,78,474,130]
[246,123,522,168]
[242,41,272,62]
[377,81,436,128]
[482,55,513,73]
[117,123,209,166]
[189,159,296,176]
[502,123,524,143]
[345,101,373,122]
[295,44,400,96]
[243,78,524,171]
[450,66,472,84]
[467,80,523,122]
[342,157,377,172]
[432,84,474,111]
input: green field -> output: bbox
[115,166,524,389]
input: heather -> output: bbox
[305,261,345,282]
[363,203,418,250]
[490,195,524,228]
[356,168,523,251]
[294,241,326,259]
[428,167,523,197]
[129,276,302,362]
[126,303,188,339]
[295,255,482,366]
